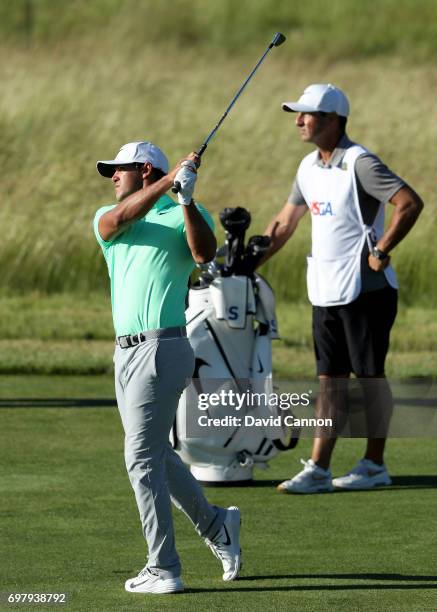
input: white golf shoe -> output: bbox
[333,458,392,490]
[205,506,242,581]
[125,566,184,594]
[277,459,334,494]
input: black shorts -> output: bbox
[312,287,398,376]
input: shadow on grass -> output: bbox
[238,572,437,582]
[184,584,437,594]
[0,398,116,408]
[327,475,437,491]
[184,573,437,593]
[382,475,437,489]
[235,476,437,489]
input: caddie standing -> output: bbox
[261,84,423,493]
[93,141,242,594]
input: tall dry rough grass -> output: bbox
[0,1,436,304]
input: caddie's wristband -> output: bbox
[371,246,389,261]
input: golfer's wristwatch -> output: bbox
[371,246,389,261]
[183,198,195,207]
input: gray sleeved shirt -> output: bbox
[288,135,406,292]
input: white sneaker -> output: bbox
[205,506,242,581]
[277,459,334,494]
[125,566,184,594]
[333,459,392,490]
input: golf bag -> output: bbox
[172,207,299,484]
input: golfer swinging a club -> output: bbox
[94,142,241,594]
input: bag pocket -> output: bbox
[307,254,361,305]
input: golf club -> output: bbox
[172,32,286,193]
[219,207,252,275]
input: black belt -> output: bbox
[116,326,187,349]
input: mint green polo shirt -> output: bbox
[93,194,214,336]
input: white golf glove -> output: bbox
[174,160,197,206]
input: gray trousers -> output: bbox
[114,334,225,577]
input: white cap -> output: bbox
[282,84,349,117]
[96,141,169,177]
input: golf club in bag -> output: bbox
[171,207,299,484]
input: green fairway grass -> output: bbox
[0,374,114,399]
[0,382,436,611]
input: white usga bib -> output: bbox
[297,144,398,307]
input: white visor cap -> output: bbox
[282,84,349,117]
[97,141,169,177]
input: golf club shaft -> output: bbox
[200,44,279,153]
[172,32,285,193]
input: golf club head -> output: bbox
[218,207,251,275]
[219,207,251,237]
[272,32,286,47]
[238,235,272,276]
[246,235,271,255]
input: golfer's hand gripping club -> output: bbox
[174,160,198,205]
[171,32,286,194]
[172,150,203,194]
